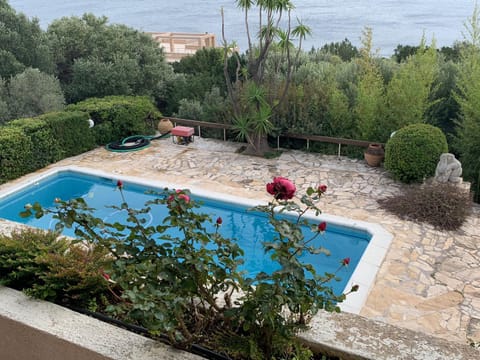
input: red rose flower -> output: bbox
[266,177,296,200]
[341,257,351,266]
[318,221,327,232]
[318,184,327,193]
[351,284,360,292]
[116,180,123,189]
[216,217,223,225]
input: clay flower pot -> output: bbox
[157,118,174,134]
[364,143,385,167]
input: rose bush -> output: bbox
[20,177,357,359]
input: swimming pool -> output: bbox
[0,166,393,313]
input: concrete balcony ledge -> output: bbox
[0,287,202,360]
[1,286,479,360]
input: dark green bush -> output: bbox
[8,117,63,171]
[0,229,112,309]
[66,96,161,145]
[0,126,32,183]
[384,124,448,183]
[378,182,472,230]
[40,111,95,158]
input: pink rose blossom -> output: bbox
[318,184,327,193]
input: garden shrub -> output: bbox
[40,111,95,158]
[8,117,63,171]
[378,182,472,230]
[0,229,113,309]
[66,96,161,145]
[22,178,357,359]
[0,126,32,183]
[384,123,448,183]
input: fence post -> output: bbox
[198,126,201,138]
[338,143,342,158]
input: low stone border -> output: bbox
[300,311,480,360]
[1,287,479,360]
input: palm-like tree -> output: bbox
[225,1,309,156]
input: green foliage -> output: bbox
[7,117,63,171]
[354,28,387,142]
[225,185,349,359]
[0,126,32,182]
[454,5,480,202]
[0,111,93,182]
[46,13,171,103]
[66,96,161,145]
[23,179,353,359]
[0,229,112,308]
[172,47,227,97]
[40,111,96,157]
[393,44,419,63]
[378,182,472,230]
[0,77,9,123]
[425,59,459,140]
[0,1,53,78]
[384,37,438,137]
[384,124,448,183]
[319,38,359,61]
[6,68,65,120]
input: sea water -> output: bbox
[8,0,476,56]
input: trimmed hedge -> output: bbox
[66,96,161,145]
[8,117,63,171]
[40,111,95,158]
[0,96,163,186]
[384,124,448,183]
[0,127,33,183]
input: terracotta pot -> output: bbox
[364,143,385,167]
[157,118,173,134]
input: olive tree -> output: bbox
[47,14,172,103]
[0,0,53,78]
[6,68,65,120]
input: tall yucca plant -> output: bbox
[222,0,310,156]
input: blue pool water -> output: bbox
[0,171,370,293]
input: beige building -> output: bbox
[147,32,216,62]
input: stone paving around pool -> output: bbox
[1,136,479,347]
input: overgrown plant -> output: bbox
[223,178,357,359]
[0,229,112,309]
[21,178,357,359]
[378,182,472,230]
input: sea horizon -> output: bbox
[8,0,477,56]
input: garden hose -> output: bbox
[105,132,170,152]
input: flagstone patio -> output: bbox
[1,136,479,347]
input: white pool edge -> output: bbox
[0,165,393,315]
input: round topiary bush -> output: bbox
[384,124,448,183]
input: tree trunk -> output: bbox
[242,133,272,156]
